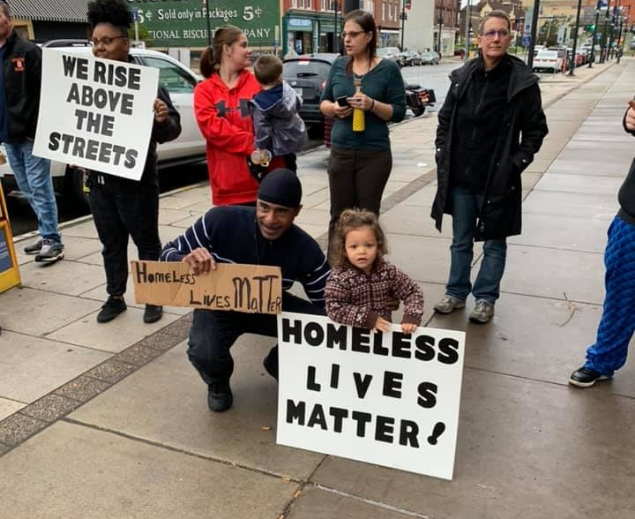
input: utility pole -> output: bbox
[464,0,471,60]
[568,0,583,75]
[527,0,541,70]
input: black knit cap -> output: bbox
[257,169,302,208]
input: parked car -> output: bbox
[282,53,339,128]
[397,50,421,67]
[533,50,563,73]
[0,43,206,211]
[376,47,402,65]
[419,51,440,65]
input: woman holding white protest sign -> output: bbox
[194,26,286,206]
[86,0,181,324]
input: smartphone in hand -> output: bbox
[336,95,349,107]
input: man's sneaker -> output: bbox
[469,300,495,324]
[96,296,127,323]
[24,239,43,255]
[207,381,233,412]
[143,304,163,324]
[263,352,279,381]
[569,367,611,388]
[434,296,466,314]
[34,239,64,262]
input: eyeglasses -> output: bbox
[481,29,510,39]
[90,36,128,47]
[341,30,367,39]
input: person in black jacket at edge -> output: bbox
[160,169,330,412]
[85,0,181,325]
[431,10,548,324]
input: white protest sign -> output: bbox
[34,48,159,181]
[276,312,466,480]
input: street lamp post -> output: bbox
[332,1,339,53]
[464,0,471,60]
[205,0,212,47]
[568,0,583,75]
[527,0,541,70]
[400,0,406,51]
[600,0,611,63]
[437,12,443,55]
[589,9,600,67]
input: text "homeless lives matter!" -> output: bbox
[276,313,466,480]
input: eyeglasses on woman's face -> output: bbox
[91,35,128,47]
[481,29,509,40]
[341,30,367,39]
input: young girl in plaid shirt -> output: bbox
[325,209,424,333]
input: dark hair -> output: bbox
[199,25,244,79]
[479,9,511,33]
[87,0,131,36]
[342,9,377,74]
[0,1,12,18]
[254,55,282,86]
[331,209,387,269]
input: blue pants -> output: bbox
[585,215,635,376]
[446,186,507,304]
[4,141,61,243]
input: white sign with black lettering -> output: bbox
[276,313,466,480]
[34,48,159,181]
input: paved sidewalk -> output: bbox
[0,59,633,518]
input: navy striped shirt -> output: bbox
[160,206,329,307]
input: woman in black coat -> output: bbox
[431,10,548,324]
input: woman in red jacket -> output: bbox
[195,26,283,206]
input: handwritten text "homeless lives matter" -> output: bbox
[131,261,283,315]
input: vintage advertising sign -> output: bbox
[128,0,279,47]
[276,312,466,480]
[0,181,21,293]
[33,49,159,181]
[131,261,282,314]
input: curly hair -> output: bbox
[87,0,131,35]
[331,209,388,269]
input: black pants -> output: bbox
[187,293,325,385]
[89,173,162,297]
[327,146,392,252]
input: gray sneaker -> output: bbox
[35,239,64,263]
[24,239,43,255]
[469,300,495,324]
[434,296,466,314]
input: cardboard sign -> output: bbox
[33,49,159,181]
[131,261,282,314]
[0,182,21,293]
[276,312,466,480]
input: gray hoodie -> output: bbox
[250,81,308,156]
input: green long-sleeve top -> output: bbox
[322,57,406,151]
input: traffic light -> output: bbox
[586,24,596,31]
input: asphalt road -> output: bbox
[7,62,464,238]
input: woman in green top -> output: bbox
[320,9,406,256]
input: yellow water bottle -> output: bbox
[352,78,365,132]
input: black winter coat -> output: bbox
[1,31,42,142]
[431,55,549,241]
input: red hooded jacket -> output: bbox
[194,70,261,205]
